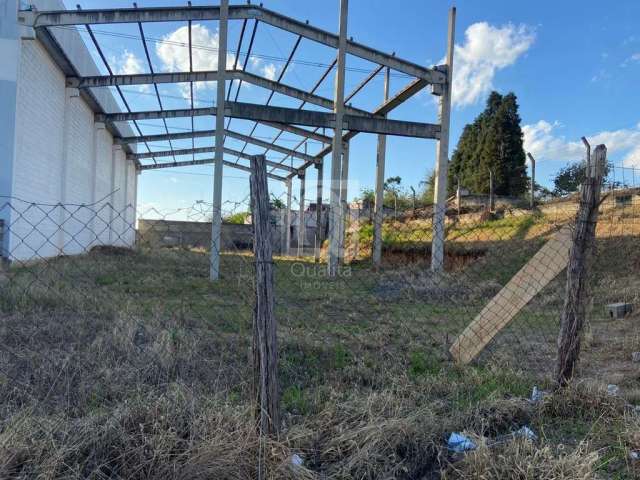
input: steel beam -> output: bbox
[68,70,369,116]
[130,145,296,172]
[139,158,287,181]
[261,122,331,144]
[26,4,445,83]
[290,76,430,177]
[97,102,439,138]
[117,129,315,163]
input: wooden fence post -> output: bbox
[555,144,607,387]
[250,154,280,437]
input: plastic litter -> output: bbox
[514,425,537,441]
[291,454,304,467]
[448,432,476,453]
[607,384,620,396]
[530,385,549,404]
[632,352,640,363]
[630,451,640,461]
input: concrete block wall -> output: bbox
[1,2,138,262]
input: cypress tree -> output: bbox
[448,91,528,197]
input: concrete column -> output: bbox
[527,153,536,209]
[372,67,390,266]
[328,0,348,276]
[431,7,456,272]
[339,140,350,263]
[58,87,80,253]
[314,161,323,263]
[109,144,122,244]
[133,170,140,246]
[0,0,21,258]
[285,179,292,255]
[210,0,228,280]
[297,174,306,257]
[90,122,105,246]
[488,169,495,212]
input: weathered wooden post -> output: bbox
[250,154,280,436]
[555,144,607,387]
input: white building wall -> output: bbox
[5,35,137,262]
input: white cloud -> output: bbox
[261,63,278,81]
[621,52,640,67]
[523,120,640,167]
[249,55,279,81]
[449,22,535,107]
[156,24,236,98]
[111,50,149,92]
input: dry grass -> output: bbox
[1,194,639,478]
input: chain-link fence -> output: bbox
[0,162,638,478]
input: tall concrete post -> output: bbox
[109,144,121,244]
[58,87,80,253]
[285,178,292,255]
[339,140,350,263]
[90,122,105,246]
[488,169,495,212]
[372,67,390,266]
[0,0,21,258]
[210,0,228,280]
[430,7,456,272]
[527,153,536,209]
[297,173,306,257]
[314,161,324,263]
[328,0,348,276]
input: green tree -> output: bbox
[449,91,528,197]
[224,211,250,224]
[552,161,612,196]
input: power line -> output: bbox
[52,24,415,79]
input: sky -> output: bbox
[61,0,640,217]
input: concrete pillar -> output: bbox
[297,174,306,257]
[431,7,456,272]
[488,169,495,212]
[527,153,536,209]
[109,144,122,244]
[339,140,350,263]
[314,161,323,263]
[90,122,105,246]
[285,178,292,255]
[57,87,80,253]
[328,0,348,276]
[210,0,228,280]
[372,67,390,266]
[0,0,21,258]
[133,170,140,246]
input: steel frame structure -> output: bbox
[19,0,456,278]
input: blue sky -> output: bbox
[63,0,640,216]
